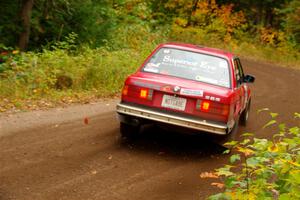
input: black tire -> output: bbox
[224,121,239,143]
[120,122,140,138]
[240,99,251,126]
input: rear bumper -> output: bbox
[116,103,229,135]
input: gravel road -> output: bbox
[0,59,300,200]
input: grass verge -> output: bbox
[0,32,299,113]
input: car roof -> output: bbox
[159,42,235,60]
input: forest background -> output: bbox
[0,0,299,110]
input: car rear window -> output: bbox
[142,47,231,88]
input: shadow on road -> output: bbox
[118,124,228,160]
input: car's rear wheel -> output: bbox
[240,99,251,126]
[225,120,239,142]
[120,122,140,138]
[214,117,239,148]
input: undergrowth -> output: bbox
[206,110,300,200]
[0,30,160,112]
[169,25,300,69]
[0,26,299,112]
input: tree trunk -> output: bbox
[254,1,263,25]
[187,0,199,26]
[18,0,34,51]
[265,7,273,27]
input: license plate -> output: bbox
[161,95,187,111]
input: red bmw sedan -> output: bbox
[116,43,255,142]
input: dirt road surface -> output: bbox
[1,59,300,200]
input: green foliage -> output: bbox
[0,45,20,74]
[0,38,157,106]
[209,112,300,200]
[0,0,20,47]
[50,32,78,51]
[67,0,116,47]
[281,0,300,49]
[1,0,299,56]
[0,0,115,49]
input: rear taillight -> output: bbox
[201,101,210,111]
[122,85,129,96]
[196,99,229,116]
[196,100,211,112]
[140,89,148,98]
[139,88,153,100]
[122,85,153,100]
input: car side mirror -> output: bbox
[244,75,255,83]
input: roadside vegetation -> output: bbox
[0,0,299,111]
[206,110,300,200]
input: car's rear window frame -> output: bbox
[141,47,232,89]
